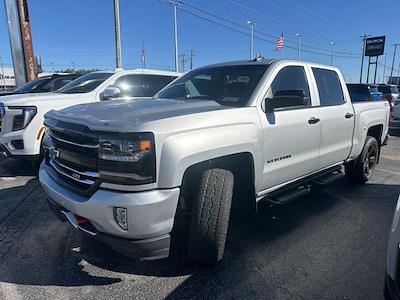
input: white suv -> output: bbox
[0,69,180,160]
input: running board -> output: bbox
[267,185,311,205]
[312,171,344,186]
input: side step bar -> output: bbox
[263,168,345,205]
[312,171,344,186]
[267,185,311,205]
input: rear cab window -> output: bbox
[312,68,344,106]
[346,84,370,102]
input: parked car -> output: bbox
[39,59,390,265]
[0,73,82,97]
[378,84,399,104]
[0,69,180,160]
[392,99,400,120]
[385,195,400,300]
[368,84,384,101]
[347,83,384,102]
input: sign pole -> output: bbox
[373,56,378,84]
[366,56,371,84]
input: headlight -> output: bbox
[9,106,37,131]
[98,132,156,185]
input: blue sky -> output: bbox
[1,0,399,82]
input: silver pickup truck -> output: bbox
[39,58,390,265]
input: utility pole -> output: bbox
[71,62,75,73]
[179,53,186,72]
[296,33,301,60]
[246,21,255,59]
[359,34,370,83]
[113,0,122,69]
[383,53,387,84]
[169,1,180,72]
[330,42,335,66]
[141,41,146,69]
[189,50,194,70]
[390,43,400,82]
[0,57,6,91]
[397,59,400,85]
[51,62,54,73]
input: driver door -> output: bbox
[259,65,321,190]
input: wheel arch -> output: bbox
[179,152,257,216]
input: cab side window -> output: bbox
[312,68,344,106]
[266,66,311,110]
[112,75,145,97]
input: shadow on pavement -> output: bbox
[0,177,398,298]
[0,157,39,177]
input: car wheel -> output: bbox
[345,136,379,184]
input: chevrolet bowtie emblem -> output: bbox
[48,146,61,159]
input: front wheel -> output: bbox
[345,136,379,183]
[187,168,234,265]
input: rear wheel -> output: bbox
[345,136,379,183]
[187,168,234,265]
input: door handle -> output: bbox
[345,113,354,119]
[308,117,320,124]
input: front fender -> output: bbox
[156,123,262,190]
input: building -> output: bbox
[0,67,16,91]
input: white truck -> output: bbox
[0,69,180,160]
[39,58,390,265]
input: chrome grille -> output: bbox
[45,124,100,196]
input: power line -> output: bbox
[157,0,361,59]
[177,1,362,58]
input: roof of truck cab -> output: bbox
[197,58,339,71]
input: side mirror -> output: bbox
[265,89,307,112]
[102,87,122,100]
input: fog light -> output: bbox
[114,207,128,230]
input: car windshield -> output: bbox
[58,72,113,94]
[369,86,379,93]
[156,65,269,107]
[378,86,391,93]
[14,77,49,93]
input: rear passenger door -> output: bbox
[259,65,322,190]
[311,68,354,169]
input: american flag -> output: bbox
[276,33,283,49]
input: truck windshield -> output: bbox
[58,72,113,94]
[156,65,269,107]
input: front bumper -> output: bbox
[39,162,180,260]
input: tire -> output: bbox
[187,168,234,265]
[345,136,379,184]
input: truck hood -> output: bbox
[0,92,81,106]
[46,98,230,132]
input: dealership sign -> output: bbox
[365,36,385,57]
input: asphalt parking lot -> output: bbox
[0,131,399,300]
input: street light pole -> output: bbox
[296,33,301,60]
[169,1,180,72]
[330,42,335,66]
[247,21,255,59]
[390,43,400,82]
[0,57,6,91]
[113,0,122,69]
